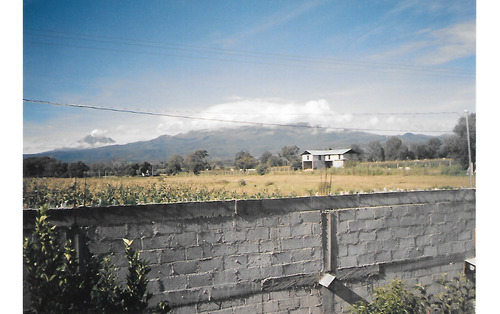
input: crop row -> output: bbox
[23,178,291,209]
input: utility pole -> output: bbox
[464,110,473,188]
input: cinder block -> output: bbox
[278,297,300,311]
[144,234,172,250]
[172,260,198,275]
[262,299,280,312]
[236,241,260,254]
[376,229,393,241]
[283,262,304,276]
[248,253,272,268]
[203,243,238,258]
[224,254,247,269]
[451,241,466,254]
[197,231,222,245]
[187,272,213,288]
[337,221,349,233]
[246,227,270,241]
[213,270,238,285]
[399,237,415,248]
[185,245,203,260]
[337,231,360,246]
[95,225,127,240]
[391,249,409,261]
[300,211,321,223]
[280,237,305,251]
[359,231,377,242]
[160,247,186,263]
[415,234,431,246]
[356,208,374,220]
[271,251,293,265]
[357,252,376,265]
[127,223,154,238]
[337,244,348,257]
[289,213,305,226]
[338,255,357,268]
[259,239,280,253]
[233,304,260,314]
[154,221,184,234]
[372,206,392,218]
[423,246,438,256]
[364,218,386,230]
[161,275,188,291]
[337,209,356,222]
[196,301,220,312]
[222,230,247,243]
[348,220,367,232]
[348,243,367,256]
[270,226,292,239]
[198,257,224,273]
[291,248,315,263]
[139,249,160,265]
[291,224,312,236]
[375,250,391,263]
[236,266,262,281]
[260,264,284,278]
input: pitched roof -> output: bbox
[301,149,357,156]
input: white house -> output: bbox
[301,149,360,169]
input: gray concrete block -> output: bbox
[198,257,223,273]
[187,272,213,288]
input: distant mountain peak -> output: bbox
[69,133,116,150]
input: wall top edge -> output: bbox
[23,189,475,227]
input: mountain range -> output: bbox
[23,126,445,164]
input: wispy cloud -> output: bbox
[415,20,476,65]
[218,1,325,46]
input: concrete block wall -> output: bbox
[23,189,475,313]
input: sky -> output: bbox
[23,0,477,154]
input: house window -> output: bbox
[319,155,322,161]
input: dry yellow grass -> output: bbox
[72,170,472,197]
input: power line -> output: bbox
[23,98,456,134]
[24,28,474,78]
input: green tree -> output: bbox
[384,137,410,161]
[68,161,90,178]
[279,145,301,169]
[128,163,140,176]
[24,207,167,313]
[140,162,152,176]
[166,154,184,175]
[365,141,385,162]
[234,151,258,170]
[185,150,209,174]
[441,113,476,169]
[259,151,273,165]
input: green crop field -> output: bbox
[23,160,474,209]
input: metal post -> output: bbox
[464,110,473,188]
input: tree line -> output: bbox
[23,114,475,178]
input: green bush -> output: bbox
[23,205,169,313]
[349,276,475,314]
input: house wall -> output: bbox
[23,189,475,313]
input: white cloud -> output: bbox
[416,20,476,66]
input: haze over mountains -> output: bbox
[23,125,444,164]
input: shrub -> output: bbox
[349,276,475,314]
[23,206,169,313]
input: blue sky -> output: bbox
[23,0,477,153]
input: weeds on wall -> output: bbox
[23,205,169,313]
[349,276,475,314]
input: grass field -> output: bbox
[23,160,474,209]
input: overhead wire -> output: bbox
[24,28,474,78]
[23,98,458,134]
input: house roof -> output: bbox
[301,149,358,156]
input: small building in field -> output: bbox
[301,148,360,169]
